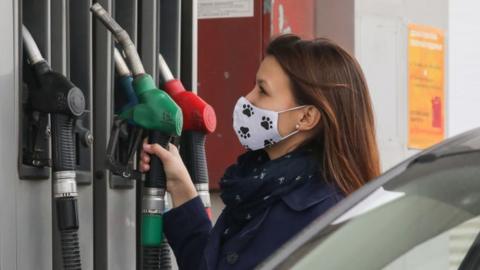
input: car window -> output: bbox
[288,151,480,270]
[384,217,480,270]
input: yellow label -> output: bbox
[408,24,445,149]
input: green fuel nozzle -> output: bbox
[91,4,182,269]
[120,74,182,136]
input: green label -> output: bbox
[142,214,164,247]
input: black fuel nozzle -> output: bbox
[23,25,85,119]
[29,61,85,118]
[23,25,84,270]
[104,47,144,181]
[105,117,144,180]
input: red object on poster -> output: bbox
[432,96,442,129]
[198,0,315,190]
[269,0,315,37]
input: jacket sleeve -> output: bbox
[163,196,212,269]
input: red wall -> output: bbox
[269,0,315,37]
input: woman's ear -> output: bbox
[298,106,321,131]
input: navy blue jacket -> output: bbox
[163,178,344,269]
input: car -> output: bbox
[258,127,480,270]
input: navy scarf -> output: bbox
[219,146,320,240]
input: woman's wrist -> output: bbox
[168,176,198,208]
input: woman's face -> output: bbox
[245,55,301,137]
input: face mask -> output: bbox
[233,97,306,151]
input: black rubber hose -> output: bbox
[160,239,172,270]
[60,230,82,270]
[51,114,76,171]
[145,131,170,188]
[180,131,208,185]
[52,114,81,270]
[143,246,161,270]
[56,197,81,270]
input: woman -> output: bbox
[140,34,380,269]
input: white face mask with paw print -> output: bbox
[232,97,306,151]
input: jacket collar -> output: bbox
[281,176,341,211]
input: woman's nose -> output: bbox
[244,88,255,103]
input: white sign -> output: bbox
[198,0,254,19]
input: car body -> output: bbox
[258,127,480,270]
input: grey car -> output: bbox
[258,127,480,270]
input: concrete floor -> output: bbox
[210,191,224,223]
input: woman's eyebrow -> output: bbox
[256,78,270,88]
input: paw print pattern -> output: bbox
[261,116,273,130]
[238,127,251,139]
[264,139,275,147]
[242,104,254,117]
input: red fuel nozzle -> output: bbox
[158,54,217,134]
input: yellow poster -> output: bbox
[408,24,445,149]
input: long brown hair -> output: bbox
[266,34,380,195]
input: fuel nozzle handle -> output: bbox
[145,132,170,189]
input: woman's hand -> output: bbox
[140,142,198,207]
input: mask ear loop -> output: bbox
[278,105,308,114]
[278,126,301,141]
[276,106,309,142]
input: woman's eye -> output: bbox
[259,86,267,95]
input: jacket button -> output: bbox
[226,252,239,264]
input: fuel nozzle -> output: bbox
[105,47,142,180]
[23,26,85,119]
[119,75,182,135]
[158,54,216,134]
[91,4,182,269]
[23,25,84,270]
[91,3,182,136]
[158,54,217,219]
